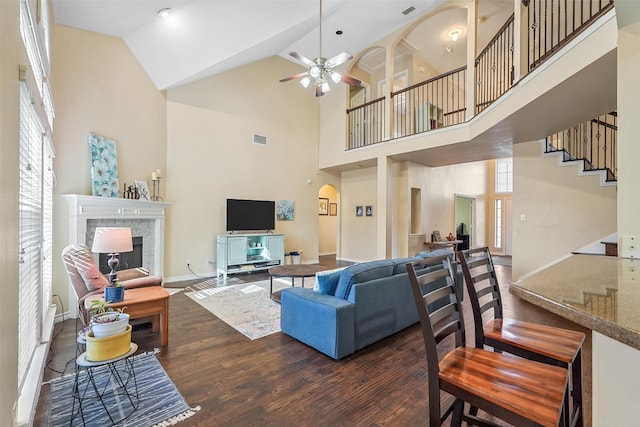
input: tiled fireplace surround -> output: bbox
[63,194,170,318]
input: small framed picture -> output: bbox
[319,198,329,215]
[134,180,151,201]
[365,205,373,217]
[329,203,337,216]
[356,205,363,217]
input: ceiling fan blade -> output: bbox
[316,84,324,97]
[341,74,362,87]
[325,51,353,68]
[279,71,309,83]
[289,51,316,68]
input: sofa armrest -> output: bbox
[115,267,150,281]
[280,288,355,359]
[121,275,163,289]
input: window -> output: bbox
[495,199,502,249]
[496,158,513,193]
[17,0,55,413]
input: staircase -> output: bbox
[545,112,617,186]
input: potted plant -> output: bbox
[88,299,130,338]
[103,281,125,303]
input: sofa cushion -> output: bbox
[391,256,423,274]
[313,267,346,295]
[333,260,394,300]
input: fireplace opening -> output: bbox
[99,236,143,275]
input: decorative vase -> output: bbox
[104,286,124,303]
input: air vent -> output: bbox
[253,134,267,145]
[402,6,416,15]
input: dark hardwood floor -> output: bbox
[35,256,591,426]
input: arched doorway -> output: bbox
[318,184,338,258]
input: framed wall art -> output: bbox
[356,205,363,217]
[277,200,295,221]
[134,180,151,201]
[319,198,329,215]
[88,133,120,197]
[366,205,373,217]
[329,203,337,216]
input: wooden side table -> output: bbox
[85,287,170,346]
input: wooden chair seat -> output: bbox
[484,318,584,364]
[406,255,570,427]
[458,247,584,427]
[440,347,567,427]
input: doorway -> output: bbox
[318,184,338,256]
[454,195,474,250]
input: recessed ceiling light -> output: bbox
[448,29,463,42]
[157,8,172,18]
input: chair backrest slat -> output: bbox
[406,255,465,375]
[458,247,504,348]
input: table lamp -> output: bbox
[91,227,133,285]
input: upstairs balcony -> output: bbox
[320,0,617,172]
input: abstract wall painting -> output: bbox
[88,133,120,197]
[277,200,295,221]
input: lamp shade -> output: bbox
[91,227,133,253]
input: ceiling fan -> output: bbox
[280,0,362,97]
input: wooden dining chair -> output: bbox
[406,255,569,427]
[457,247,584,427]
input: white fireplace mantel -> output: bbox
[63,194,171,317]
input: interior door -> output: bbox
[455,195,474,249]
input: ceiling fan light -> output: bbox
[330,71,342,84]
[321,81,330,93]
[300,76,311,88]
[309,66,321,78]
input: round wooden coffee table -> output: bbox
[268,264,328,301]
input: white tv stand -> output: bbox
[216,232,285,279]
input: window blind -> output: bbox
[18,82,43,390]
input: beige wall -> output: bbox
[319,184,338,255]
[1,0,21,422]
[339,160,488,263]
[164,56,322,276]
[512,140,617,280]
[617,25,640,248]
[50,25,167,311]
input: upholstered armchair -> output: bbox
[62,244,163,324]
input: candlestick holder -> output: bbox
[151,177,163,201]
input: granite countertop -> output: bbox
[510,254,640,351]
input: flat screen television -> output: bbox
[226,199,275,232]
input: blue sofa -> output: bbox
[280,250,463,359]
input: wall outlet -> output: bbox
[186,259,190,267]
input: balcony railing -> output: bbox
[391,66,467,140]
[546,111,617,182]
[347,96,386,149]
[475,14,515,114]
[526,0,615,71]
[346,0,614,151]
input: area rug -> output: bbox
[47,351,200,426]
[185,278,313,340]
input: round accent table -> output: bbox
[71,342,139,425]
[268,264,329,302]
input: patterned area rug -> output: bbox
[47,351,200,426]
[185,277,313,339]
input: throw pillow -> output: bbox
[313,267,346,295]
[69,247,109,292]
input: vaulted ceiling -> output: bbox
[51,0,513,90]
